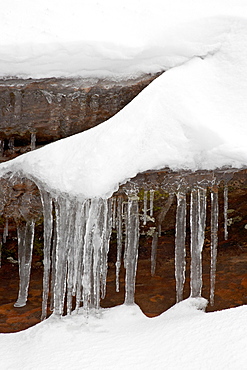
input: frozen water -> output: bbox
[224,185,228,241]
[31,133,36,151]
[190,188,207,298]
[115,196,123,293]
[3,218,8,244]
[175,192,187,302]
[124,194,139,305]
[14,220,35,307]
[151,231,158,276]
[210,187,219,306]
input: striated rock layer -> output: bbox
[0,73,161,161]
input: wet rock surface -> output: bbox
[0,73,161,162]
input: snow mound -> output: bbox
[1,302,247,369]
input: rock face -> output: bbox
[0,73,161,162]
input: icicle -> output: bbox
[100,199,112,301]
[151,231,158,276]
[115,197,123,292]
[30,132,36,151]
[0,139,4,157]
[143,190,148,225]
[210,187,219,306]
[42,90,53,104]
[8,137,15,153]
[3,218,8,243]
[53,197,76,315]
[150,190,155,217]
[124,193,139,305]
[157,193,174,236]
[40,189,53,320]
[82,198,103,311]
[111,197,117,229]
[14,220,35,307]
[75,200,88,312]
[224,185,228,241]
[175,192,187,302]
[66,202,79,315]
[190,187,207,298]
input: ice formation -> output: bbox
[1,4,247,320]
[0,166,236,319]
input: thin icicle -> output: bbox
[100,199,112,301]
[116,197,123,292]
[151,231,158,276]
[150,190,155,217]
[31,132,36,151]
[224,185,228,241]
[175,192,187,302]
[210,187,219,306]
[14,220,35,307]
[111,197,117,229]
[40,189,53,320]
[66,202,79,315]
[3,218,8,243]
[0,139,4,157]
[124,193,139,305]
[190,187,207,298]
[75,200,88,312]
[143,190,148,225]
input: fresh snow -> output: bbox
[1,1,247,369]
[1,299,247,370]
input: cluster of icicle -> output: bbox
[4,181,229,320]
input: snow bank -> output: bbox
[1,0,247,79]
[1,16,247,198]
[1,299,247,369]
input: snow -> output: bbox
[1,0,247,79]
[0,299,247,369]
[1,0,247,369]
[1,14,247,198]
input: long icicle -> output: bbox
[116,197,123,292]
[190,187,207,298]
[224,185,228,241]
[124,193,139,305]
[66,201,78,315]
[100,199,112,301]
[149,190,155,217]
[210,186,219,306]
[143,190,148,225]
[14,220,35,307]
[151,231,158,276]
[175,192,187,302]
[75,200,88,312]
[82,198,101,311]
[53,197,73,315]
[40,189,53,320]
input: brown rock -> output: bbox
[0,73,162,161]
